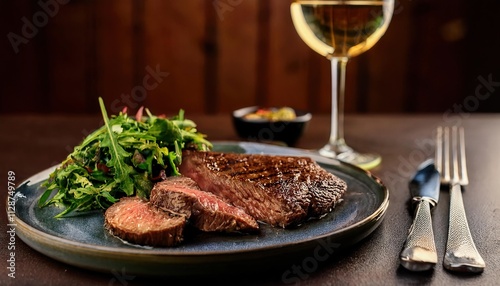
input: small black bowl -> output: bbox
[232,106,312,146]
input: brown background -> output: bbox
[1,0,499,115]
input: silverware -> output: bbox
[436,126,485,273]
[400,159,440,271]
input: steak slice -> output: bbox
[104,197,185,247]
[150,176,259,233]
[179,150,347,228]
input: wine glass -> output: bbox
[291,0,394,169]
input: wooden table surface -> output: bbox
[1,113,499,285]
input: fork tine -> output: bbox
[458,126,469,185]
[436,126,443,176]
[452,126,460,184]
[443,127,451,183]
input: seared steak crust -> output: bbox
[179,151,347,228]
[150,176,259,233]
[104,197,185,247]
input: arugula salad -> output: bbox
[39,98,212,217]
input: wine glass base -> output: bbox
[319,147,381,170]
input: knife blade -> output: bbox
[400,159,440,271]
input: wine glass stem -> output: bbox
[321,57,352,157]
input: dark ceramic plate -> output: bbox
[11,142,389,276]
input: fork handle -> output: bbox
[400,199,437,271]
[444,183,485,273]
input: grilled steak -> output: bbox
[104,197,185,247]
[150,176,259,233]
[179,151,347,228]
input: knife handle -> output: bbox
[400,199,438,271]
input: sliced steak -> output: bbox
[179,151,347,228]
[104,197,185,247]
[150,176,259,233]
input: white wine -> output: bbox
[291,0,393,58]
[290,1,393,167]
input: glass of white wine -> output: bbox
[291,0,394,169]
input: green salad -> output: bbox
[39,98,212,217]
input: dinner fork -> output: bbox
[435,126,485,273]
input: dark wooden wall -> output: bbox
[1,0,499,115]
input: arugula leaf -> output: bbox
[40,97,212,217]
[147,117,182,144]
[99,98,134,196]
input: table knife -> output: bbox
[400,159,440,271]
